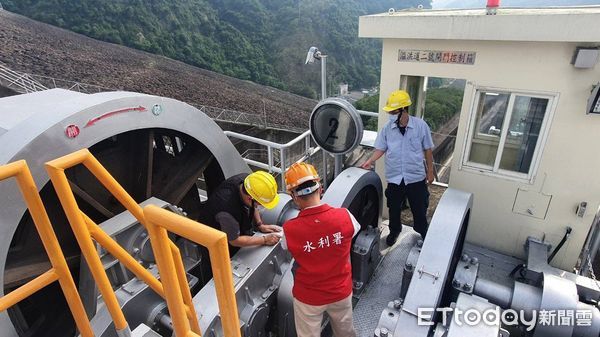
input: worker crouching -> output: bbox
[282,162,360,337]
[198,171,282,256]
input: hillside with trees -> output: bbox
[2,0,431,98]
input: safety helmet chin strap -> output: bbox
[293,181,321,196]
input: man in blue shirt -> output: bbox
[361,90,434,245]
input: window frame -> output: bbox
[461,86,558,183]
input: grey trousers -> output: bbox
[293,294,356,337]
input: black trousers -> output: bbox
[385,179,429,238]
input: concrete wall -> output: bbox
[371,37,600,269]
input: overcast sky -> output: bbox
[432,0,600,9]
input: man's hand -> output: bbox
[361,150,384,170]
[263,233,280,246]
[258,223,282,233]
[426,170,435,185]
[424,149,434,185]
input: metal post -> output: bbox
[279,148,286,190]
[267,146,274,172]
[322,151,328,189]
[304,135,311,157]
[320,55,327,100]
[334,154,343,178]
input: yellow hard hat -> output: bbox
[244,171,280,209]
[285,162,320,192]
[383,90,412,112]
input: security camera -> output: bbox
[305,46,321,64]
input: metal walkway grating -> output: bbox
[353,224,421,337]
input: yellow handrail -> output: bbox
[144,205,241,337]
[81,213,196,319]
[0,160,94,337]
[44,149,200,335]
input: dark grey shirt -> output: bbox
[215,211,242,241]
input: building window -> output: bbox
[463,89,555,180]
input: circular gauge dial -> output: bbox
[309,98,363,154]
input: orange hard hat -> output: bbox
[285,162,320,192]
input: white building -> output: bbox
[339,83,349,96]
[359,7,600,269]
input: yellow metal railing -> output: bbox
[144,205,241,337]
[44,149,200,336]
[0,160,94,337]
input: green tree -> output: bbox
[355,94,380,131]
[423,87,464,131]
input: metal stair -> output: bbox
[0,63,48,93]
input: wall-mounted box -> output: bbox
[572,47,599,69]
[513,188,552,220]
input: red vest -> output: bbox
[283,204,354,305]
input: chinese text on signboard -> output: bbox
[398,50,476,65]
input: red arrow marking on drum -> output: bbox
[84,106,147,128]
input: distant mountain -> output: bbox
[433,0,600,9]
[2,0,431,99]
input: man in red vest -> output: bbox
[282,162,360,337]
